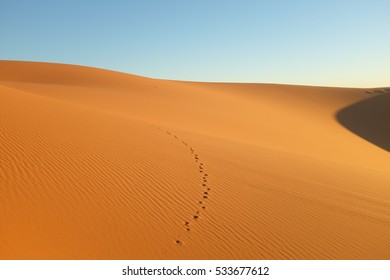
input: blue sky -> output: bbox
[1,0,389,87]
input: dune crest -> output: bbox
[1,61,389,259]
[337,90,390,152]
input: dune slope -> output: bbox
[1,61,389,259]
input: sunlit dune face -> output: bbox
[1,61,389,259]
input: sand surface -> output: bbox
[1,61,389,259]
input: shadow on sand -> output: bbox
[336,90,390,152]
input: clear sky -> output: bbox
[1,0,389,87]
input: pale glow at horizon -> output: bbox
[1,0,389,87]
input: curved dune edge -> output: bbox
[1,61,389,259]
[336,90,390,152]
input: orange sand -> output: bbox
[1,61,389,259]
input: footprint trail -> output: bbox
[152,125,212,246]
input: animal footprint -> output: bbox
[184,221,191,232]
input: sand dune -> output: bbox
[337,90,390,152]
[1,61,389,259]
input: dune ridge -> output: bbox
[1,61,389,259]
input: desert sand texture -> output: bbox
[1,61,389,259]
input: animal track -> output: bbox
[175,240,183,245]
[153,126,212,245]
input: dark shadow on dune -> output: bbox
[336,90,390,152]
